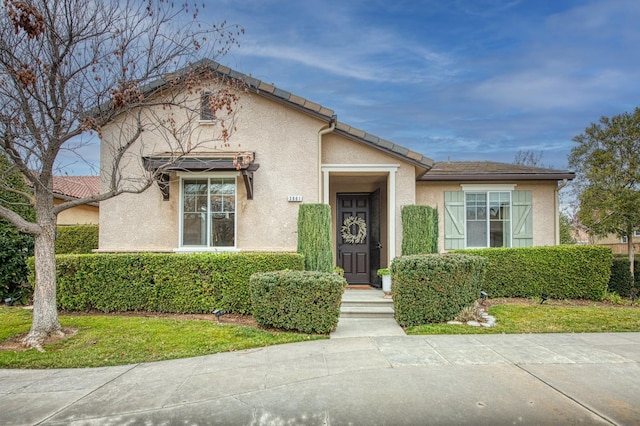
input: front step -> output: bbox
[340,306,395,318]
[340,289,395,319]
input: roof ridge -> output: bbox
[138,58,435,170]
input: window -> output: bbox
[200,92,213,121]
[181,177,235,247]
[444,190,532,250]
[465,192,511,248]
[622,231,640,243]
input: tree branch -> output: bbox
[0,204,39,234]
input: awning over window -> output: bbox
[143,152,259,200]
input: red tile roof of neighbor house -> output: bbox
[419,161,575,181]
[52,176,100,200]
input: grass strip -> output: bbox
[0,307,324,369]
[407,304,640,334]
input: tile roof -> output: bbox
[419,161,575,181]
[139,59,434,170]
[52,176,100,200]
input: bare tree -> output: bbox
[513,150,545,168]
[0,0,243,350]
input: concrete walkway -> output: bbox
[331,289,405,338]
[2,333,640,425]
[330,317,405,338]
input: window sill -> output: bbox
[173,247,241,253]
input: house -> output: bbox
[587,230,640,255]
[97,59,574,285]
[53,176,100,225]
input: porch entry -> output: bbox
[337,191,381,286]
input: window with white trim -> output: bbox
[181,177,236,247]
[621,231,640,243]
[444,189,532,250]
[465,192,511,248]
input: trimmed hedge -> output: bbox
[297,204,333,272]
[28,252,304,314]
[55,225,99,254]
[608,255,639,297]
[455,245,612,300]
[401,205,438,255]
[391,254,486,327]
[250,270,345,333]
[0,224,33,299]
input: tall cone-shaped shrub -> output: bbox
[297,204,333,272]
[401,205,439,255]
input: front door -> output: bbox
[337,193,370,284]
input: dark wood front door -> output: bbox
[337,194,370,284]
[369,188,381,287]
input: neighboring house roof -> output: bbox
[134,59,434,170]
[52,176,100,203]
[419,161,575,181]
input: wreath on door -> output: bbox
[341,216,367,244]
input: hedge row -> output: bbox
[250,270,345,333]
[2,224,98,299]
[0,224,33,299]
[455,245,612,300]
[391,254,486,327]
[28,252,304,314]
[55,225,99,254]
[608,255,639,297]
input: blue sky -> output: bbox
[197,0,640,170]
[58,0,640,174]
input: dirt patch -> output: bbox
[61,309,261,327]
[0,327,78,352]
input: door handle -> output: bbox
[376,243,382,249]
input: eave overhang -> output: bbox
[142,153,259,200]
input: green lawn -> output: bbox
[0,307,325,369]
[4,302,640,369]
[407,303,640,335]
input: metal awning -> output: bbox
[143,153,259,200]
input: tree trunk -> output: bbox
[22,199,62,350]
[629,232,636,287]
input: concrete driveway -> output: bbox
[1,333,640,425]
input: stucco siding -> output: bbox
[99,89,324,251]
[323,135,416,260]
[55,200,99,225]
[416,181,561,252]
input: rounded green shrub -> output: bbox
[250,270,346,333]
[608,255,638,297]
[391,254,486,327]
